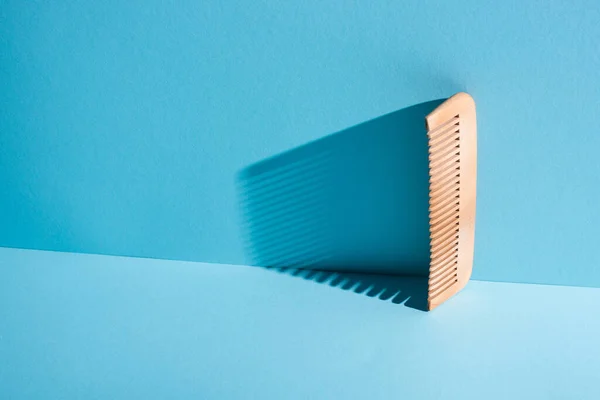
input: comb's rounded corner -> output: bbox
[456,269,473,295]
[426,92,475,121]
[462,267,474,286]
[428,263,474,311]
[452,92,475,106]
[425,92,475,130]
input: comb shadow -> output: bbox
[237,100,447,310]
[265,267,429,311]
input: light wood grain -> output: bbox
[426,93,477,310]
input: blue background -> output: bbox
[2,0,600,286]
[2,248,600,399]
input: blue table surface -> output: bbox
[1,247,599,399]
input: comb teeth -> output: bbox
[427,114,461,304]
[425,92,477,311]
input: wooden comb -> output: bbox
[426,93,477,310]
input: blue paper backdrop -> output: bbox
[2,0,600,286]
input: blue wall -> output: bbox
[2,1,600,286]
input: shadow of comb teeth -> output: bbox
[238,149,334,270]
[237,100,446,310]
[266,267,428,311]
